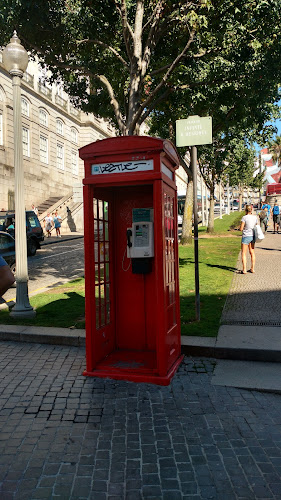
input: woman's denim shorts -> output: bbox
[242,235,255,245]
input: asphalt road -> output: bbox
[4,238,85,302]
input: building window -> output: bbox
[57,143,64,170]
[39,135,48,164]
[71,150,78,175]
[21,97,29,117]
[56,119,63,135]
[0,113,3,146]
[39,108,48,127]
[22,127,30,156]
[71,127,78,144]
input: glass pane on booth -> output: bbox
[164,193,177,330]
[93,199,98,218]
[104,201,108,221]
[93,198,111,330]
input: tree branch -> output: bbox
[76,39,129,67]
[150,48,212,77]
[130,26,196,132]
[138,88,172,126]
[142,0,164,33]
[141,1,165,77]
[213,105,238,134]
[198,161,212,190]
[96,74,126,134]
[117,0,134,62]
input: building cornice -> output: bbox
[0,63,115,138]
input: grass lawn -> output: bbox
[0,213,243,336]
[0,278,86,329]
[179,211,242,336]
[179,237,240,337]
[199,210,242,235]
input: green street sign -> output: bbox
[176,116,212,147]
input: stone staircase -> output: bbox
[37,197,61,217]
[39,192,83,233]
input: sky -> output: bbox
[273,119,281,136]
[254,117,281,154]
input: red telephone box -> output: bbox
[79,136,183,385]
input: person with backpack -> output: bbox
[259,208,268,233]
[262,201,271,230]
[272,201,280,233]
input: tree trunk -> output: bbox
[207,190,215,233]
[238,184,243,211]
[180,179,193,245]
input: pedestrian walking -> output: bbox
[44,212,53,237]
[53,211,62,237]
[259,208,268,233]
[239,204,259,274]
[31,204,39,216]
[272,201,280,233]
[262,200,271,230]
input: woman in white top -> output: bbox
[239,204,258,274]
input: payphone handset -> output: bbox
[127,221,154,258]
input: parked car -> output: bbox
[231,200,239,210]
[0,231,15,270]
[0,210,44,256]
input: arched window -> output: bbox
[39,108,48,127]
[56,118,64,135]
[71,127,78,144]
[21,97,29,117]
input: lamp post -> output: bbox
[3,32,35,318]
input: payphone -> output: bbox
[80,135,184,385]
[126,208,154,273]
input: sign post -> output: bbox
[176,116,212,321]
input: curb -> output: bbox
[0,325,85,347]
[41,234,84,246]
[181,335,281,363]
[1,320,280,362]
[1,327,280,363]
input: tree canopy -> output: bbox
[1,0,281,137]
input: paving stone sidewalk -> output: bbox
[1,341,281,500]
[221,226,281,325]
[41,232,84,246]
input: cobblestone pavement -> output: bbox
[221,226,281,325]
[1,342,281,500]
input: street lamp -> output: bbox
[3,31,35,318]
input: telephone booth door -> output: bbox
[84,190,115,370]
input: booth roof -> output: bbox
[79,135,180,165]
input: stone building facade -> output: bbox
[0,56,114,212]
[0,55,188,224]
